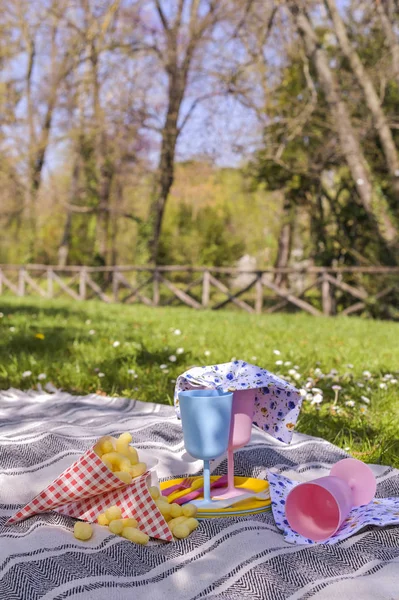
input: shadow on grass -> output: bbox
[0,300,90,320]
[1,327,86,358]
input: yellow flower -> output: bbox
[35,333,45,340]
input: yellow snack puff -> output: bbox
[185,517,199,533]
[149,486,160,500]
[172,523,190,539]
[97,513,109,526]
[74,521,93,541]
[101,452,131,472]
[101,439,115,454]
[121,518,138,529]
[168,516,187,530]
[102,458,113,472]
[116,432,132,456]
[109,520,124,535]
[156,500,172,519]
[128,447,139,465]
[94,436,114,457]
[182,504,198,518]
[118,432,132,444]
[105,505,122,522]
[122,527,149,545]
[114,471,132,484]
[169,503,183,518]
[129,462,147,478]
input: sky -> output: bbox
[3,0,352,178]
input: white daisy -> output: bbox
[311,393,323,404]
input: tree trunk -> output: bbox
[110,180,122,266]
[97,166,114,265]
[149,76,183,263]
[58,158,80,266]
[90,44,111,265]
[274,196,294,287]
[376,0,399,89]
[325,0,399,195]
[287,2,399,257]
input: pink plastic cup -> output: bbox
[212,388,256,499]
[285,458,376,541]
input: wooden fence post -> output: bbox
[255,275,263,314]
[112,270,119,302]
[153,269,159,306]
[47,269,54,298]
[322,272,332,316]
[202,270,210,308]
[18,268,25,297]
[79,268,86,300]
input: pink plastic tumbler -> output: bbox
[285,458,377,541]
[212,388,256,499]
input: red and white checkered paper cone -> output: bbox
[7,443,173,542]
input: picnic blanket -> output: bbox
[0,389,398,600]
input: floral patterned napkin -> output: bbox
[174,360,302,443]
[268,470,399,544]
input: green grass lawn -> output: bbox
[0,297,398,468]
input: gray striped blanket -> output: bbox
[0,389,398,600]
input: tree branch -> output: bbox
[155,0,170,31]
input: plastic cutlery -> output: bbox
[173,474,229,505]
[161,477,192,497]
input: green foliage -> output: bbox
[158,203,245,267]
[0,297,398,467]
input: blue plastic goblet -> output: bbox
[178,389,233,508]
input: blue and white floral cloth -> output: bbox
[174,360,302,444]
[269,470,399,544]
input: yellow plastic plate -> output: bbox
[160,476,271,518]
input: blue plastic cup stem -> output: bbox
[178,389,233,504]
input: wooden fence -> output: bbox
[0,264,398,317]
